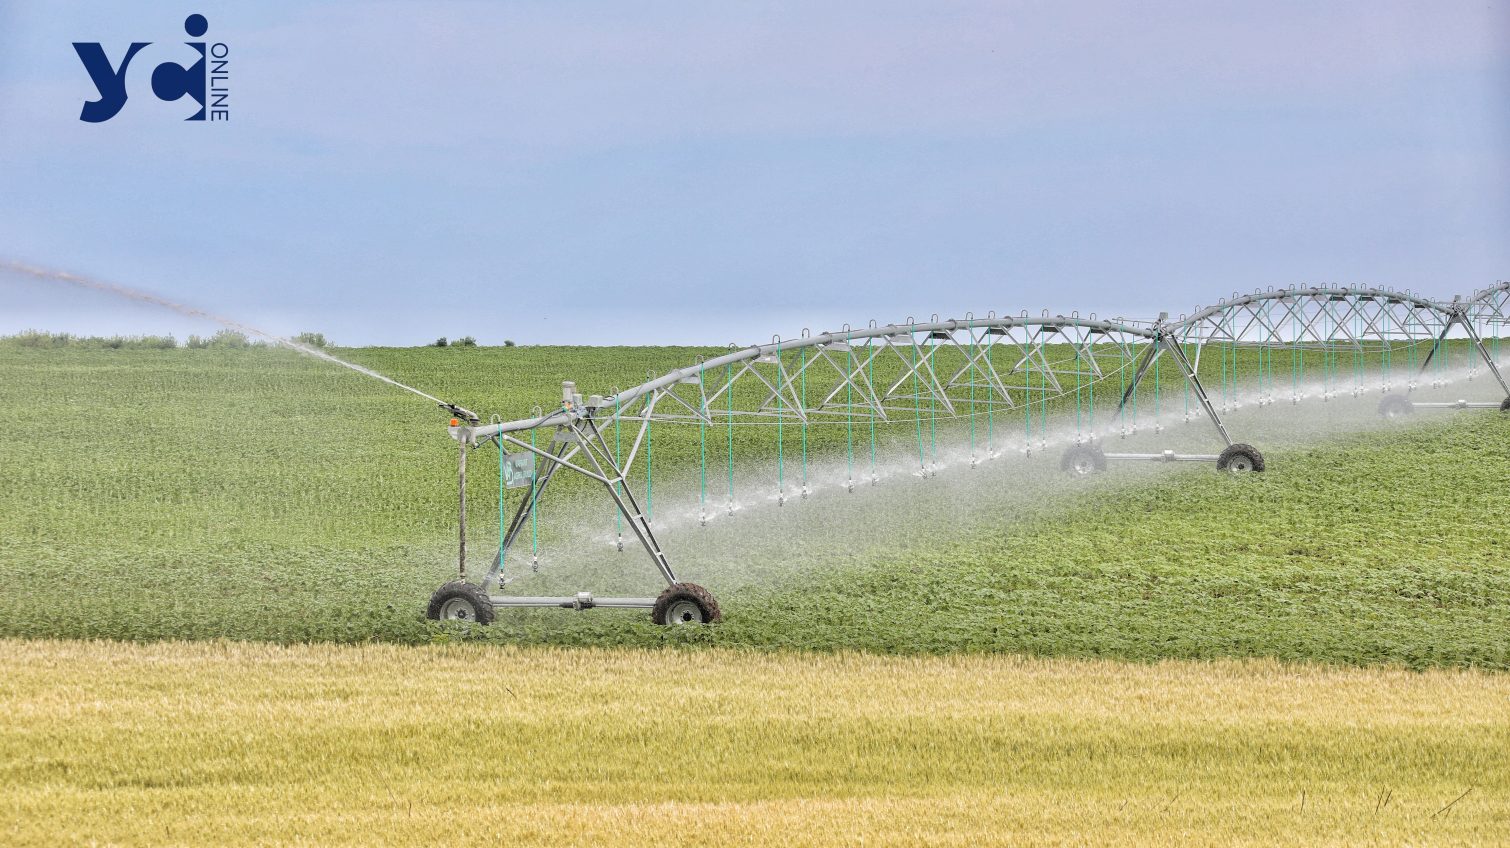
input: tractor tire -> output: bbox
[1378,395,1414,419]
[651,583,721,625]
[1216,443,1265,473]
[426,581,496,624]
[1060,443,1107,476]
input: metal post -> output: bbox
[574,418,680,586]
[1161,333,1232,446]
[457,440,468,581]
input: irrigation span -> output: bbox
[428,282,1510,625]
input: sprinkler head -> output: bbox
[439,402,480,424]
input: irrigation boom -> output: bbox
[424,281,1510,627]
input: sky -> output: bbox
[1,1,1507,345]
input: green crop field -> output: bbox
[1,342,1506,666]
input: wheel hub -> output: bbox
[665,600,704,624]
[440,598,474,620]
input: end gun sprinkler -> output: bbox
[440,402,481,424]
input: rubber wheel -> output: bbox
[1216,443,1265,473]
[651,583,721,625]
[1500,397,1510,412]
[1059,443,1107,476]
[426,581,495,624]
[1378,395,1414,419]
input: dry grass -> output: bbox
[1,640,1507,846]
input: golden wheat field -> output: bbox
[1,639,1506,847]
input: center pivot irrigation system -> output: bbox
[425,282,1510,626]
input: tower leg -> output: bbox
[1161,335,1233,447]
[571,419,680,586]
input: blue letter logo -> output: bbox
[151,14,208,121]
[73,41,149,123]
[74,15,224,123]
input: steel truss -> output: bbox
[433,282,1509,621]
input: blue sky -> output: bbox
[1,1,1507,345]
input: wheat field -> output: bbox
[2,639,1505,846]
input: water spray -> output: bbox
[1,259,454,409]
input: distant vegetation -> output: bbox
[2,330,180,350]
[2,331,525,350]
[187,329,255,348]
[5,329,338,349]
[2,329,271,350]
